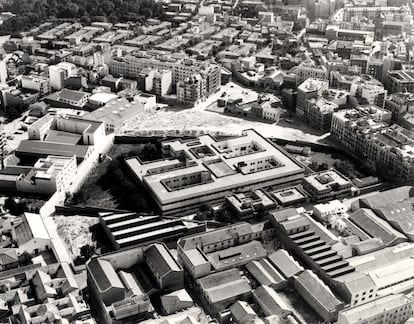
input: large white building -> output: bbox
[126,129,305,215]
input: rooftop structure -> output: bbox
[0,262,91,324]
[99,212,205,249]
[303,170,353,201]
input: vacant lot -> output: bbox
[69,142,159,213]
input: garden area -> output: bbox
[294,150,371,180]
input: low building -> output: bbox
[267,249,304,279]
[144,243,184,291]
[313,200,346,223]
[0,262,91,324]
[44,88,90,109]
[337,294,413,324]
[348,208,407,246]
[270,187,307,206]
[196,268,252,315]
[246,259,287,290]
[253,285,292,317]
[226,189,276,218]
[372,200,414,241]
[294,270,345,322]
[84,97,145,133]
[87,243,182,324]
[160,289,193,315]
[303,170,353,201]
[177,221,274,279]
[12,213,51,255]
[230,301,260,324]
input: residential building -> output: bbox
[153,69,172,96]
[49,63,77,90]
[0,155,77,195]
[295,60,328,85]
[21,75,50,96]
[0,262,91,324]
[384,92,414,121]
[177,74,206,105]
[331,107,414,181]
[296,78,329,119]
[350,81,387,108]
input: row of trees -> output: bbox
[0,0,164,35]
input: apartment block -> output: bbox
[110,54,221,97]
[295,61,329,85]
[296,78,329,119]
[331,106,414,180]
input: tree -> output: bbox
[195,202,212,221]
[80,244,95,260]
[18,251,32,266]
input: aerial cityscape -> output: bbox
[0,0,413,323]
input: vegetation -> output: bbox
[80,244,96,260]
[18,251,32,266]
[334,160,361,179]
[309,161,329,172]
[0,0,164,35]
[4,196,46,215]
[68,143,160,212]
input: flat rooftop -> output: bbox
[126,129,304,206]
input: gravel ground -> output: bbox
[53,215,99,258]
